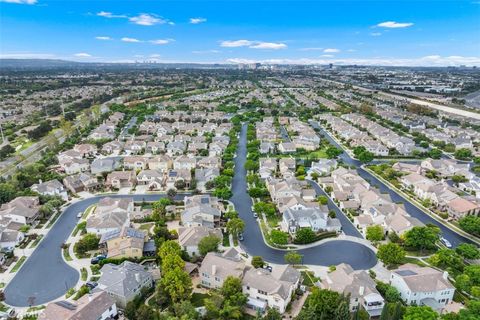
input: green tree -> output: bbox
[73,233,99,255]
[428,248,464,274]
[403,306,438,320]
[335,300,350,320]
[270,229,288,245]
[263,308,282,320]
[318,195,328,205]
[284,251,302,265]
[251,256,264,268]
[158,240,182,260]
[226,218,245,239]
[205,276,247,320]
[454,148,472,160]
[366,225,384,242]
[0,183,16,204]
[296,288,349,320]
[404,225,440,252]
[385,286,402,303]
[213,187,233,200]
[459,216,480,237]
[294,228,316,244]
[326,147,342,159]
[456,243,480,260]
[160,267,192,303]
[198,234,221,256]
[377,243,405,268]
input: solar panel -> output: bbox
[55,300,77,310]
[396,270,417,276]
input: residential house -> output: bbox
[259,158,277,179]
[63,173,99,194]
[105,171,137,189]
[178,226,222,256]
[0,196,40,225]
[281,206,341,234]
[39,291,117,320]
[30,179,68,201]
[99,226,146,259]
[173,155,196,171]
[321,263,384,317]
[101,140,124,155]
[124,156,149,171]
[91,158,121,175]
[137,170,164,190]
[86,197,133,235]
[200,249,246,289]
[181,195,223,228]
[446,197,480,219]
[195,167,220,192]
[147,155,172,172]
[164,169,191,190]
[309,159,338,176]
[95,261,154,308]
[390,264,455,311]
[242,265,301,314]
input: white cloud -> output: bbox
[377,21,414,28]
[149,39,173,45]
[190,17,207,24]
[324,48,340,53]
[320,54,334,58]
[370,32,382,36]
[95,36,112,41]
[150,54,161,58]
[97,11,126,18]
[298,47,323,51]
[121,37,141,43]
[220,40,253,47]
[74,53,91,57]
[220,40,286,49]
[129,14,166,26]
[250,42,287,50]
[0,0,37,4]
[226,55,480,67]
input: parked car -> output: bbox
[76,212,83,219]
[264,265,272,272]
[238,233,244,241]
[90,255,106,265]
[86,281,97,289]
[253,212,258,219]
[440,237,452,248]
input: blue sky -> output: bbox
[1,0,479,66]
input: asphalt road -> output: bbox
[232,123,376,268]
[4,193,187,307]
[309,120,474,247]
[5,122,378,307]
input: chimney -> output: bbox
[443,271,449,280]
[212,265,217,276]
[88,293,93,302]
[135,273,141,283]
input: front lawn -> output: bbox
[10,256,26,273]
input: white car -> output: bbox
[440,237,452,248]
[76,212,83,219]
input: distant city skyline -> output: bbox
[1,0,479,66]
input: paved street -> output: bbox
[231,123,377,268]
[309,120,475,247]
